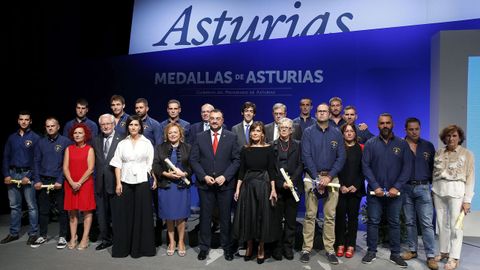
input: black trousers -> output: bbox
[95,189,114,243]
[274,191,298,251]
[111,182,156,258]
[334,194,362,247]
[37,182,67,238]
[198,187,233,252]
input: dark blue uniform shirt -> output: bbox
[407,138,435,182]
[362,135,412,191]
[2,129,40,179]
[142,116,162,146]
[302,124,346,178]
[293,116,316,132]
[63,117,99,138]
[33,134,72,184]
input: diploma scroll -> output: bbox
[279,168,300,202]
[164,158,190,185]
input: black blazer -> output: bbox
[265,122,303,143]
[93,132,124,195]
[152,142,192,188]
[272,138,304,193]
[189,129,240,191]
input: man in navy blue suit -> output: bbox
[190,109,240,261]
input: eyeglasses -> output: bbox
[279,126,292,130]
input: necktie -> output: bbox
[104,136,111,158]
[212,132,218,155]
[245,124,250,144]
[274,124,279,140]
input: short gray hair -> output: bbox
[98,113,115,124]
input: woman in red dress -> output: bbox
[63,123,96,250]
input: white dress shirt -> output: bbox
[110,135,154,185]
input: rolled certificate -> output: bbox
[369,191,401,196]
[10,179,24,188]
[454,210,465,230]
[164,158,190,185]
[280,168,300,202]
[41,184,55,194]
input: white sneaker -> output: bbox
[56,237,67,249]
[30,236,47,248]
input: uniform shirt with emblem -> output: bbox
[63,117,99,138]
[109,135,154,185]
[432,145,475,203]
[114,113,130,137]
[33,134,72,184]
[2,128,40,178]
[142,115,162,146]
[355,124,374,144]
[302,124,346,178]
[407,138,435,182]
[362,135,412,191]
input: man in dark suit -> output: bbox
[92,113,124,250]
[190,109,240,261]
[265,103,302,143]
[188,103,214,144]
[230,101,256,148]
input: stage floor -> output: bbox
[0,214,478,270]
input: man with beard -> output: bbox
[293,98,316,132]
[342,105,374,144]
[110,95,130,137]
[361,113,411,268]
[328,97,346,128]
[190,109,240,261]
[135,98,162,146]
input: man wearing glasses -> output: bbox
[92,114,125,250]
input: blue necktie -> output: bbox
[245,124,250,144]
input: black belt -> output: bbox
[407,180,429,185]
[10,167,30,173]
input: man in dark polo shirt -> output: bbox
[300,103,345,265]
[361,113,411,268]
[31,117,71,249]
[400,117,438,270]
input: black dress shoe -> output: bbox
[96,242,112,250]
[225,253,234,261]
[257,257,265,264]
[198,250,208,260]
[0,234,19,244]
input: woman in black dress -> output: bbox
[334,123,365,258]
[233,121,278,264]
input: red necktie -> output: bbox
[212,132,218,155]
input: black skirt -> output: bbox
[233,171,279,243]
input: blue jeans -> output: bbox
[7,170,38,236]
[402,184,436,258]
[366,194,402,255]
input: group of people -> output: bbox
[1,95,474,270]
